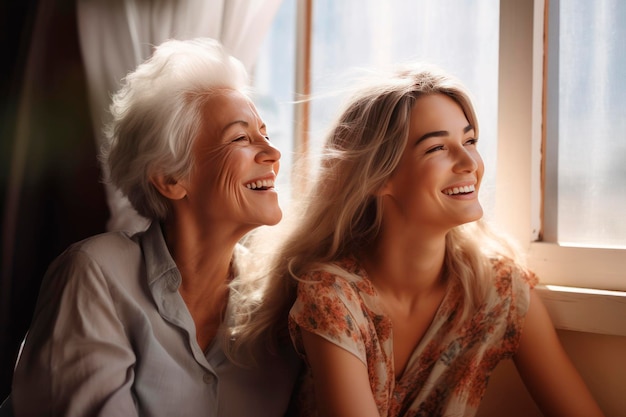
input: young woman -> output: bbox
[233,63,604,417]
[11,38,300,417]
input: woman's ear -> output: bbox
[375,179,394,197]
[150,174,187,200]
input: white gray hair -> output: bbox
[102,37,249,220]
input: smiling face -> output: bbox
[380,93,484,234]
[180,89,282,234]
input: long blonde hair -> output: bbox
[228,63,523,361]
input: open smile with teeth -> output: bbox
[443,184,475,195]
[245,179,275,190]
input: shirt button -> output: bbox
[203,373,215,384]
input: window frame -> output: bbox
[496,0,626,336]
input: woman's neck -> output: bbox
[362,225,447,300]
[161,216,240,351]
[163,218,236,283]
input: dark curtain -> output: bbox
[0,0,109,399]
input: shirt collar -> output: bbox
[138,221,180,287]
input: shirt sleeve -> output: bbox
[492,258,539,359]
[288,270,369,365]
[12,247,138,417]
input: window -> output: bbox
[518,0,625,294]
[252,0,626,334]
[544,0,626,249]
[498,0,625,336]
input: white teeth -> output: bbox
[444,184,475,195]
[245,179,275,190]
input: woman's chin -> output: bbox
[264,210,283,226]
[250,208,283,228]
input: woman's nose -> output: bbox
[453,147,479,173]
[255,140,281,165]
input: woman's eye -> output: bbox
[465,138,479,146]
[232,136,248,143]
[425,145,445,154]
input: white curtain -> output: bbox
[76,0,283,233]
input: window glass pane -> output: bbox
[558,0,626,248]
[309,0,500,218]
[251,0,297,206]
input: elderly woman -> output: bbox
[11,38,300,417]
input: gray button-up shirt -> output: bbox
[12,222,301,416]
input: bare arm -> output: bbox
[513,291,605,417]
[301,329,380,417]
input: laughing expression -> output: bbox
[182,89,282,234]
[381,93,484,234]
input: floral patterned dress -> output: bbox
[288,257,538,417]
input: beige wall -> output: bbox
[477,330,626,417]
